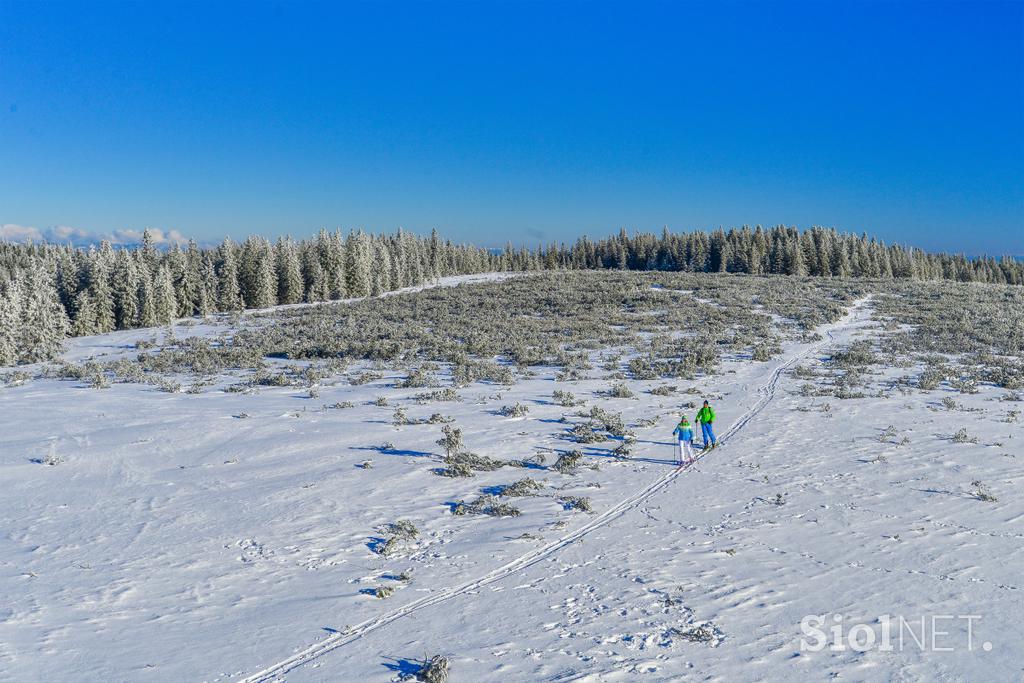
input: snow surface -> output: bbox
[1,277,1021,682]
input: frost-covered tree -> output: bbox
[153,264,177,325]
[275,236,303,305]
[0,275,22,365]
[137,269,157,328]
[345,230,372,298]
[89,242,117,333]
[196,255,217,316]
[303,244,329,302]
[180,239,204,316]
[19,262,70,362]
[321,229,347,300]
[216,238,244,311]
[239,236,275,309]
[111,249,141,329]
[371,237,392,296]
[71,289,98,337]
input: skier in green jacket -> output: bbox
[696,400,716,450]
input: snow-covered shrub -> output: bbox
[88,370,110,389]
[552,389,582,406]
[436,461,473,478]
[349,371,381,385]
[951,377,979,394]
[878,425,898,443]
[668,621,724,647]
[560,496,592,512]
[627,356,659,380]
[413,655,450,683]
[553,450,583,474]
[952,428,977,444]
[971,481,997,502]
[569,422,604,444]
[436,425,463,458]
[327,400,355,409]
[414,388,460,403]
[452,495,520,517]
[443,451,504,472]
[831,340,876,368]
[155,378,181,393]
[500,478,544,497]
[498,402,529,418]
[37,444,63,466]
[586,405,627,437]
[1,370,31,387]
[607,381,634,398]
[752,340,781,361]
[382,519,419,541]
[396,366,438,388]
[650,384,676,396]
[918,368,943,391]
[374,520,419,556]
[612,441,632,459]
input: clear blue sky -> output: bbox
[1,0,1021,254]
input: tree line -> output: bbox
[1,225,1021,365]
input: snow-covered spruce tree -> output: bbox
[164,243,192,317]
[0,275,23,366]
[137,268,158,328]
[371,237,392,296]
[111,248,141,329]
[18,261,70,363]
[345,229,372,298]
[139,228,159,273]
[323,229,347,300]
[88,242,117,333]
[239,236,276,309]
[275,236,304,305]
[54,250,82,314]
[180,239,204,316]
[402,230,424,286]
[216,238,244,311]
[71,288,98,337]
[388,233,405,290]
[303,243,329,302]
[153,263,177,325]
[196,254,218,316]
[428,228,442,280]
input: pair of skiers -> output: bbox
[672,400,716,465]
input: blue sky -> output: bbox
[1,0,1021,253]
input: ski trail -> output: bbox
[236,297,870,683]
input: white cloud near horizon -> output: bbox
[0,224,191,248]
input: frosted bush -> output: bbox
[607,381,634,398]
[436,425,463,458]
[500,478,544,497]
[553,450,583,474]
[952,428,977,444]
[560,496,592,512]
[413,655,450,683]
[452,495,521,517]
[498,402,530,418]
[552,389,582,406]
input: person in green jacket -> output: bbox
[696,400,716,450]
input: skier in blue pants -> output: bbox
[696,400,717,450]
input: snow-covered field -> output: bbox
[1,274,1021,682]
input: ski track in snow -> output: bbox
[236,298,871,682]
